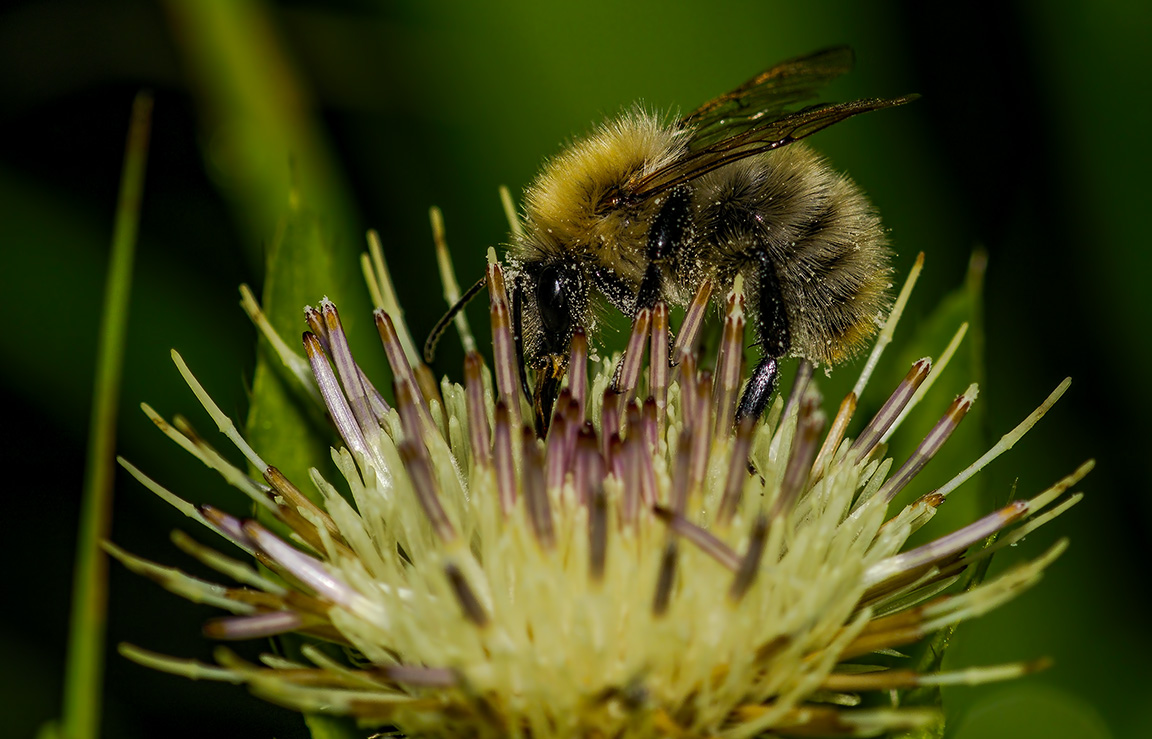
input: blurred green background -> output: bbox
[1,1,1149,737]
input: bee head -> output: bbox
[514,258,588,435]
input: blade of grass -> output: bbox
[61,91,153,739]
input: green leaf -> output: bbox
[165,0,397,471]
[882,250,989,543]
[889,719,945,739]
[869,252,992,729]
[304,713,364,739]
[162,0,382,496]
[245,206,371,500]
[166,4,385,737]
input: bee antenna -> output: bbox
[423,276,487,363]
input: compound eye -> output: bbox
[536,264,573,336]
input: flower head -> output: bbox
[113,241,1089,738]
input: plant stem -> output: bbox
[61,90,153,739]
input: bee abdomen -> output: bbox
[696,145,891,365]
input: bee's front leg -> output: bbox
[635,187,692,310]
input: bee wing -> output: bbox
[624,47,916,202]
[681,46,858,147]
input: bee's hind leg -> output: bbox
[735,250,791,423]
[736,356,780,421]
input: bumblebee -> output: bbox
[427,47,914,434]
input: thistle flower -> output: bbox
[112,238,1089,738]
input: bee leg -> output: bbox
[736,251,791,422]
[635,265,663,311]
[592,267,637,315]
[736,356,779,421]
[637,187,693,311]
[612,188,693,393]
